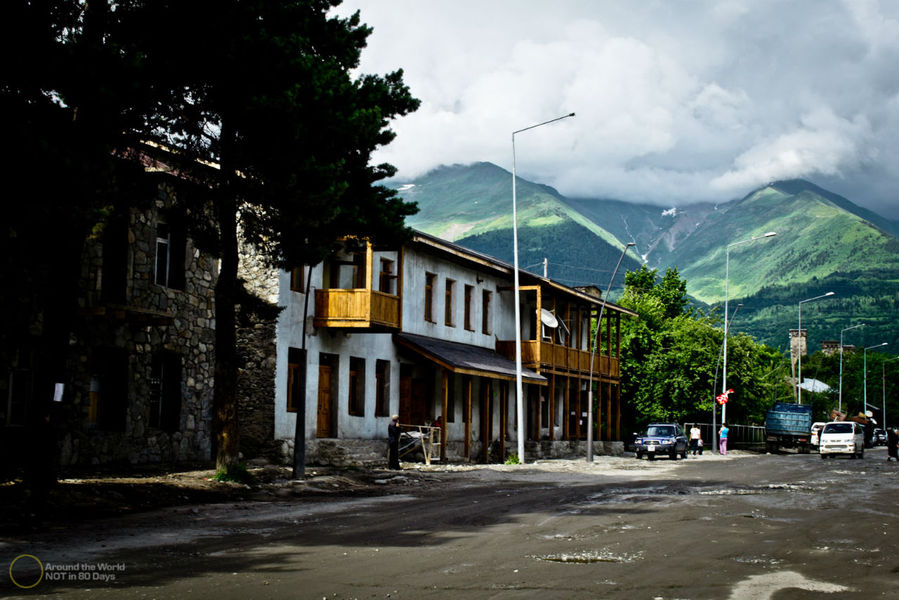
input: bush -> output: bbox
[214,462,254,484]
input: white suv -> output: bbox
[819,421,865,459]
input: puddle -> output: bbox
[734,555,783,565]
[532,549,643,563]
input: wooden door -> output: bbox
[316,364,334,438]
[399,369,412,424]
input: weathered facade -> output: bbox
[1,174,218,468]
[272,231,636,465]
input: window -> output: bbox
[290,266,305,293]
[352,251,366,288]
[102,215,128,304]
[424,272,436,322]
[445,279,456,327]
[349,357,365,416]
[92,348,129,431]
[464,284,474,331]
[148,352,182,432]
[481,290,492,334]
[375,360,390,417]
[287,347,306,413]
[379,259,395,294]
[154,222,185,289]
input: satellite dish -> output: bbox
[540,308,558,328]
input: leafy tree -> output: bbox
[132,0,420,472]
[1,1,163,454]
[619,265,792,430]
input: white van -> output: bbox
[810,421,825,447]
[819,421,865,459]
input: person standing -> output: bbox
[719,423,729,456]
[887,427,898,462]
[388,414,401,470]
[689,423,702,456]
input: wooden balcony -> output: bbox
[313,289,400,330]
[496,340,619,379]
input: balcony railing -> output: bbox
[496,340,619,378]
[313,289,400,330]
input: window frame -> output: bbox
[444,278,456,327]
[424,272,436,322]
[464,284,474,331]
[375,359,390,417]
[348,356,365,417]
[481,289,492,335]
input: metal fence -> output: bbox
[682,422,766,450]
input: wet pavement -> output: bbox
[3,448,898,599]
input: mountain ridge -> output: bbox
[392,163,899,351]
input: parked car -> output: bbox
[810,421,826,448]
[872,428,887,446]
[634,423,688,460]
[819,421,866,459]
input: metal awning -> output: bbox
[395,333,547,385]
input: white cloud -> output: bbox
[335,0,899,217]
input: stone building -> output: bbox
[2,167,218,469]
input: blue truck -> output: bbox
[764,402,813,453]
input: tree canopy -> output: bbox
[618,265,791,428]
[2,0,420,473]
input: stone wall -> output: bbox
[59,179,217,466]
[236,317,277,460]
[274,437,624,468]
[235,236,280,460]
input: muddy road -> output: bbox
[4,449,898,599]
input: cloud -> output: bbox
[335,0,899,217]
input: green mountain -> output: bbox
[394,164,899,352]
[399,162,642,289]
[665,181,899,353]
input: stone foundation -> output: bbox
[278,438,625,468]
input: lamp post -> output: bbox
[884,356,899,429]
[712,303,741,453]
[864,342,888,416]
[839,323,865,412]
[586,241,635,462]
[512,112,575,464]
[721,231,776,427]
[797,292,835,404]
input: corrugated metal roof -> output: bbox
[395,332,546,384]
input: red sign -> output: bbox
[716,389,734,405]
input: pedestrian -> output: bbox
[887,427,898,462]
[719,423,729,455]
[689,423,702,456]
[388,414,401,470]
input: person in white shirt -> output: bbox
[689,424,702,456]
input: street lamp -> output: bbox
[721,231,776,427]
[512,112,575,464]
[864,342,888,416]
[797,292,835,404]
[712,303,742,453]
[586,241,635,462]
[884,356,899,429]
[839,323,865,412]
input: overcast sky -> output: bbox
[334,0,899,219]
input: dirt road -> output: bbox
[4,448,898,599]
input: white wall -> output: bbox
[273,244,521,443]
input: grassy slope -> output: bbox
[673,186,899,304]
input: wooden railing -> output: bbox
[313,289,400,329]
[496,340,619,378]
